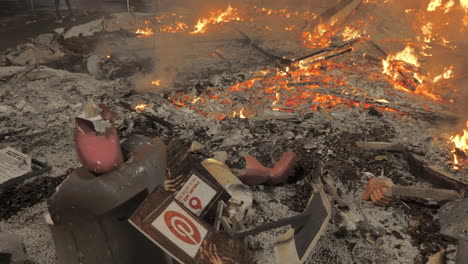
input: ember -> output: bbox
[450,121,468,170]
[134,103,147,111]
[135,28,154,37]
[190,5,243,35]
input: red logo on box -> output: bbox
[164,210,202,245]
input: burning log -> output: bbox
[357,141,466,191]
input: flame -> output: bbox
[191,5,242,35]
[340,26,362,41]
[427,0,443,11]
[462,0,468,10]
[450,121,468,170]
[134,103,147,111]
[135,28,154,37]
[160,22,189,33]
[433,65,455,82]
[152,80,161,86]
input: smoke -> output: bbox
[132,0,467,128]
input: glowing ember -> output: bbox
[433,65,455,82]
[191,5,243,35]
[134,103,147,111]
[160,22,189,33]
[135,28,154,37]
[152,80,161,86]
[450,121,468,170]
[427,0,443,11]
[340,26,362,41]
[462,0,468,10]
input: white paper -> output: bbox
[175,174,217,216]
[0,147,32,184]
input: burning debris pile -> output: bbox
[0,0,468,264]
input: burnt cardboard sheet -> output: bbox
[274,187,331,264]
[165,140,230,218]
[129,186,254,264]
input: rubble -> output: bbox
[0,232,29,264]
[0,1,467,264]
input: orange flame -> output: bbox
[152,80,161,86]
[191,5,243,35]
[134,103,147,111]
[450,121,468,170]
[135,28,154,37]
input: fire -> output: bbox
[190,5,243,35]
[450,122,468,170]
[134,103,147,111]
[427,0,443,11]
[152,80,161,86]
[340,26,362,41]
[462,0,468,10]
[433,65,455,82]
[135,28,154,37]
[160,22,189,33]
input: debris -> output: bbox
[129,186,255,264]
[0,232,29,264]
[0,147,32,185]
[86,55,103,78]
[47,135,166,264]
[356,141,406,152]
[426,249,445,264]
[237,151,297,185]
[189,141,205,153]
[212,151,229,163]
[318,107,346,133]
[201,159,252,222]
[174,172,222,217]
[363,177,461,206]
[74,100,123,174]
[438,198,468,264]
[56,19,104,39]
[273,186,331,264]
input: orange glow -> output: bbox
[450,122,468,170]
[134,103,147,111]
[433,65,455,82]
[340,26,362,41]
[152,80,161,86]
[381,45,441,99]
[135,28,154,37]
[160,22,189,33]
[191,5,243,35]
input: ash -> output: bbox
[0,5,465,264]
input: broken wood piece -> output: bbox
[356,141,406,152]
[318,107,346,132]
[295,38,359,65]
[324,0,363,27]
[391,185,461,202]
[405,153,466,191]
[363,177,462,206]
[299,47,353,67]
